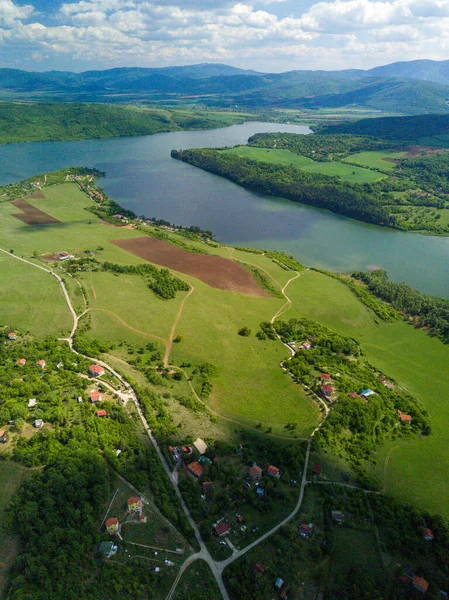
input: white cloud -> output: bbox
[0,0,34,27]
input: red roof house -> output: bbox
[320,373,331,381]
[423,528,434,541]
[187,461,204,478]
[313,463,321,475]
[398,410,412,423]
[321,384,334,397]
[267,465,280,478]
[89,364,105,377]
[249,465,263,481]
[36,360,46,368]
[16,358,26,366]
[127,497,142,512]
[348,392,359,398]
[413,576,429,593]
[105,517,120,534]
[8,333,17,340]
[214,522,231,537]
[90,391,102,403]
[253,562,265,573]
[96,409,107,417]
[300,523,313,537]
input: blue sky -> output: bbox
[2,0,449,72]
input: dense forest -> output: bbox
[319,113,449,142]
[353,270,449,342]
[171,148,398,227]
[398,151,449,193]
[0,102,246,144]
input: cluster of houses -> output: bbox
[15,358,46,368]
[248,462,280,482]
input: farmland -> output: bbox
[222,146,386,183]
[341,150,407,170]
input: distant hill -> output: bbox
[1,62,449,114]
[319,113,449,142]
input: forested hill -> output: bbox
[0,102,248,144]
[319,113,449,142]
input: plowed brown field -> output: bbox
[11,198,60,225]
[112,237,270,296]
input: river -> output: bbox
[0,122,448,297]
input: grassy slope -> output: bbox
[341,150,407,171]
[0,253,71,337]
[286,270,449,516]
[222,146,386,183]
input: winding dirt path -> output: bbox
[81,307,168,345]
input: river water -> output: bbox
[0,122,448,297]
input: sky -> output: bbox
[1,0,449,72]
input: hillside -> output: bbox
[1,63,449,115]
[0,103,250,144]
[319,113,449,141]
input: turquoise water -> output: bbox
[0,122,448,297]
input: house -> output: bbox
[7,333,17,340]
[112,214,123,219]
[58,252,73,261]
[182,446,193,455]
[360,389,376,398]
[275,578,284,590]
[320,373,331,382]
[187,461,204,478]
[78,397,83,403]
[36,360,46,369]
[256,487,265,498]
[313,463,321,475]
[236,514,244,524]
[302,341,311,350]
[331,511,344,524]
[98,541,118,558]
[127,497,142,512]
[16,358,26,366]
[193,438,207,455]
[300,523,313,538]
[28,398,37,409]
[267,465,280,478]
[398,410,412,423]
[253,562,265,574]
[249,464,263,481]
[413,576,429,593]
[105,517,120,534]
[0,430,7,443]
[34,419,43,428]
[90,391,102,403]
[213,522,231,537]
[348,392,359,398]
[321,384,334,398]
[89,364,105,377]
[202,482,213,497]
[95,409,107,417]
[423,528,434,541]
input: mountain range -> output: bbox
[2,59,449,114]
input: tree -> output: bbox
[238,327,251,337]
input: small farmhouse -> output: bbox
[422,528,434,541]
[266,465,280,478]
[413,576,429,593]
[90,391,102,403]
[16,358,26,366]
[127,497,142,512]
[36,360,46,369]
[7,333,17,340]
[95,409,107,417]
[89,364,105,377]
[105,517,120,534]
[0,430,7,443]
[187,461,204,478]
[249,464,263,481]
[213,522,231,537]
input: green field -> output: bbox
[222,146,386,183]
[285,269,449,517]
[341,150,406,171]
[173,560,221,600]
[0,253,71,337]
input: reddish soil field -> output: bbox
[112,237,270,297]
[11,198,60,225]
[26,190,46,199]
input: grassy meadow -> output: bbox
[222,146,386,183]
[341,150,406,171]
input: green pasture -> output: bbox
[342,150,406,171]
[222,146,386,183]
[287,269,449,517]
[0,183,145,263]
[169,274,320,437]
[0,254,71,337]
[173,560,221,600]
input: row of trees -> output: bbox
[353,270,449,342]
